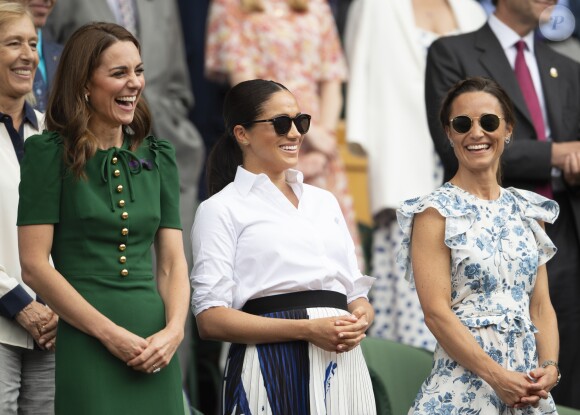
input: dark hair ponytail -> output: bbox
[206,79,288,195]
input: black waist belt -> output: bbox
[242,290,348,315]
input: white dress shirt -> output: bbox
[190,166,374,316]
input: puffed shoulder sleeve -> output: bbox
[506,187,559,265]
[150,137,182,230]
[396,185,479,286]
[17,131,64,225]
[190,197,238,316]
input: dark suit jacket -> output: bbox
[425,22,580,237]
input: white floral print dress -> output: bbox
[397,183,560,414]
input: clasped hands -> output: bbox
[15,301,58,351]
[308,307,370,354]
[102,325,183,375]
[495,366,559,409]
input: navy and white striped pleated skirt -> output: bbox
[222,291,376,415]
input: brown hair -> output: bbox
[439,76,515,182]
[240,0,307,13]
[46,22,151,178]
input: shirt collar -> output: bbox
[0,101,39,130]
[489,13,536,53]
[22,101,39,130]
[234,166,304,196]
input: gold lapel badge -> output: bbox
[550,67,558,78]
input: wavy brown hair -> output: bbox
[46,22,151,178]
[241,0,307,13]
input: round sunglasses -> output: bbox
[449,114,503,134]
[242,114,311,136]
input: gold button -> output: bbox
[118,244,126,251]
[113,169,121,177]
[120,269,129,277]
[121,212,129,220]
[116,185,123,193]
[119,256,127,264]
[118,200,125,207]
[112,156,118,164]
[121,228,129,236]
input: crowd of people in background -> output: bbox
[2,0,580,413]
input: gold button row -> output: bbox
[112,155,128,277]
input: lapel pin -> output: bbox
[550,67,558,78]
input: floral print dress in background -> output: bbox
[397,183,559,414]
[205,0,365,269]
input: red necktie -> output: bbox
[514,40,552,198]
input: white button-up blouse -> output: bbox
[190,166,374,316]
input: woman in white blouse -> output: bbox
[190,79,376,414]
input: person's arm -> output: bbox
[0,264,58,350]
[412,208,546,407]
[196,306,365,353]
[127,228,190,373]
[526,247,560,397]
[18,224,149,364]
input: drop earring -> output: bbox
[448,138,454,148]
[505,136,511,144]
[84,93,89,102]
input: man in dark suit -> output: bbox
[426,0,580,408]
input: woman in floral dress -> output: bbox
[398,77,561,414]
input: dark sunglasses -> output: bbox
[242,114,311,136]
[450,114,503,134]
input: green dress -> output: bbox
[17,131,183,415]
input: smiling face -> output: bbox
[86,40,144,133]
[446,91,513,176]
[0,15,38,102]
[24,0,56,28]
[236,90,304,176]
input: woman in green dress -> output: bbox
[16,22,189,414]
